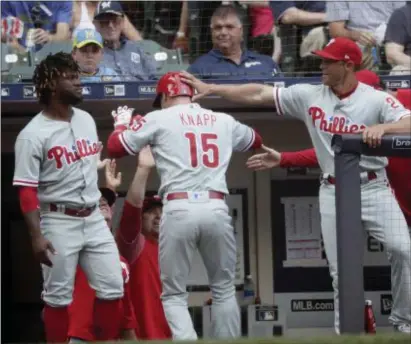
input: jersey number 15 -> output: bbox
[185,132,219,168]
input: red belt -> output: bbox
[49,203,96,217]
[166,191,225,201]
[323,171,377,185]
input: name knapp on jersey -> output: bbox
[179,112,217,126]
[48,139,100,169]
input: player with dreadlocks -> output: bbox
[13,52,125,342]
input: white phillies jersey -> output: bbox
[13,108,102,207]
[273,82,411,174]
[120,103,257,196]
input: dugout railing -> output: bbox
[331,133,411,334]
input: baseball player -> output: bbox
[112,143,171,340]
[246,69,411,334]
[13,52,124,342]
[180,37,411,334]
[68,160,137,342]
[106,72,263,340]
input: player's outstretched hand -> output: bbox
[32,235,56,267]
[246,145,282,170]
[361,124,386,148]
[111,106,135,129]
[179,71,213,101]
[138,145,155,169]
[97,142,110,170]
[105,159,122,191]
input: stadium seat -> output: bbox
[1,43,10,73]
[33,41,72,65]
[139,39,189,74]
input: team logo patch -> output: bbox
[47,139,99,169]
[380,294,392,315]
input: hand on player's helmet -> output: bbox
[105,159,122,191]
[111,106,135,129]
[32,235,56,267]
[361,124,386,148]
[246,145,282,170]
[138,145,155,169]
[179,71,213,101]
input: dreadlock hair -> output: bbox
[33,52,80,105]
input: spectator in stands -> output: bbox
[384,2,411,74]
[326,1,405,70]
[187,4,281,79]
[1,1,72,51]
[270,1,327,71]
[72,28,120,83]
[93,1,157,81]
[71,1,142,41]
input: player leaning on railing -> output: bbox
[181,37,411,334]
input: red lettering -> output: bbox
[196,114,203,126]
[386,97,399,109]
[47,147,65,169]
[180,113,188,126]
[308,106,367,134]
[64,148,79,164]
[187,115,195,126]
[203,114,210,126]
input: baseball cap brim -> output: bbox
[75,40,103,49]
[100,187,116,207]
[312,50,342,61]
[94,10,123,19]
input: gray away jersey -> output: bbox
[13,107,102,207]
[119,103,257,196]
[273,82,411,174]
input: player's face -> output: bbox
[95,14,123,43]
[142,206,162,238]
[99,197,113,228]
[72,44,103,74]
[320,59,346,86]
[211,15,243,52]
[56,70,83,105]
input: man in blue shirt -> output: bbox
[93,1,157,81]
[188,4,281,80]
[1,1,71,51]
[72,29,121,83]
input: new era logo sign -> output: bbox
[23,86,36,98]
[82,87,91,95]
[380,294,392,315]
[1,88,9,97]
[105,84,125,97]
[392,137,411,150]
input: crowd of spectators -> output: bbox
[1,0,410,82]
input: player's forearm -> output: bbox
[107,130,129,158]
[116,201,143,263]
[19,187,42,238]
[329,22,359,42]
[281,8,325,26]
[126,167,151,208]
[209,83,271,106]
[120,329,137,340]
[280,148,319,168]
[384,116,411,134]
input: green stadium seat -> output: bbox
[2,47,35,82]
[33,41,72,65]
[139,39,187,75]
[1,43,10,72]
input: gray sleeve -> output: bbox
[274,84,312,121]
[231,118,256,152]
[325,1,349,22]
[13,137,42,187]
[384,8,407,45]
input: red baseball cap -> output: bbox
[143,195,162,212]
[313,37,362,66]
[355,70,383,90]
